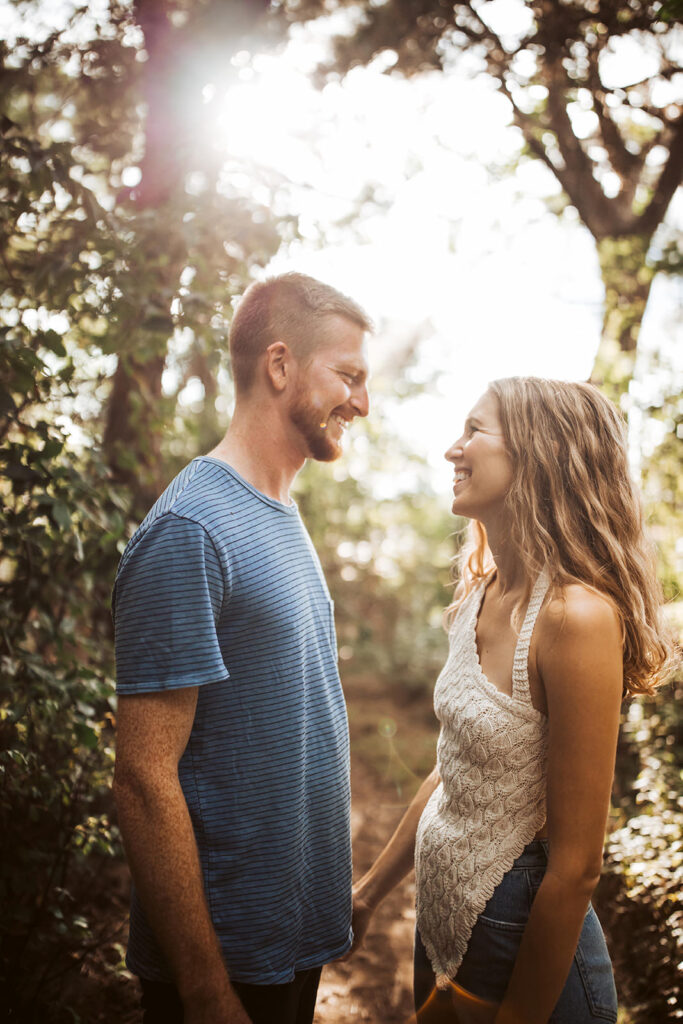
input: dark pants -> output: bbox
[140,967,322,1024]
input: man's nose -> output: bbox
[351,384,370,418]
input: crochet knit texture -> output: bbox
[415,570,550,989]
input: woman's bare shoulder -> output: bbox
[540,582,622,650]
[535,583,623,706]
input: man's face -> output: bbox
[289,315,370,463]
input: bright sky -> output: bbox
[5,0,681,496]
[196,17,682,495]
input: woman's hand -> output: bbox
[342,889,376,958]
[340,767,442,962]
[414,982,498,1023]
[449,983,498,1024]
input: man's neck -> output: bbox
[206,405,304,506]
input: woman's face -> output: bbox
[445,390,514,522]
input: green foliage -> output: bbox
[0,377,131,1017]
[0,2,284,1017]
[596,678,683,1024]
[1,3,680,1021]
[640,377,683,603]
[658,0,683,22]
[589,358,681,1022]
[594,236,655,401]
[294,408,459,693]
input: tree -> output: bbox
[283,0,683,398]
[2,0,284,502]
[101,0,275,503]
[0,1,284,1015]
[640,372,683,600]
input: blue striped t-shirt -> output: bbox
[113,457,352,984]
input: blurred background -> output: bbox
[0,1,681,1021]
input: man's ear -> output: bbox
[264,341,291,392]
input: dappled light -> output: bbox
[1,1,681,1022]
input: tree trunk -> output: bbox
[102,349,169,505]
[102,0,188,505]
[102,0,272,511]
[590,234,655,404]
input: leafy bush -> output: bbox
[595,680,683,1024]
[0,366,132,1019]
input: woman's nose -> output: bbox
[445,441,464,462]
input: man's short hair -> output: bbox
[229,272,373,393]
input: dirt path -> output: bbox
[315,757,418,1024]
[80,676,640,1024]
[312,673,438,1024]
[84,677,435,1023]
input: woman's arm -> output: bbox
[348,766,441,952]
[494,586,623,1024]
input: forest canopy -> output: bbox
[0,1,681,1021]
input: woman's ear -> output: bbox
[264,341,290,392]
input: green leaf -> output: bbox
[75,723,99,749]
[40,330,67,357]
[0,386,17,416]
[5,464,42,484]
[52,502,72,530]
[41,438,65,459]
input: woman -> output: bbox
[350,378,672,1024]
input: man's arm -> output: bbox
[113,687,251,1024]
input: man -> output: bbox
[112,272,372,1024]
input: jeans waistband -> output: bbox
[511,839,549,868]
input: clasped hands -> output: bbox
[344,890,499,1024]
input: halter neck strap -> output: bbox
[512,569,551,705]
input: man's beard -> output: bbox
[290,390,341,463]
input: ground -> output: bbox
[315,767,420,1024]
[79,673,435,1023]
[77,674,637,1024]
[315,675,437,1024]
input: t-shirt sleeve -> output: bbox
[114,513,230,694]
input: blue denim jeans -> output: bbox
[414,840,617,1023]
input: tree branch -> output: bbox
[638,113,683,236]
[540,56,621,237]
[587,52,642,186]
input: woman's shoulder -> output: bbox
[539,581,622,650]
[535,581,624,710]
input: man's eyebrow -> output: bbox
[330,362,368,381]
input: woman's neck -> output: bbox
[483,520,526,595]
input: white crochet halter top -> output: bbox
[415,569,550,989]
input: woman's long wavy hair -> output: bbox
[446,377,674,697]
